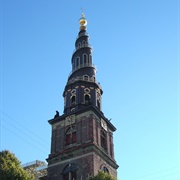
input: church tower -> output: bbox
[47,14,119,180]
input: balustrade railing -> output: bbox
[67,75,102,89]
[68,63,96,78]
[72,44,92,55]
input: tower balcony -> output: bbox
[68,63,96,78]
[73,44,92,55]
[67,72,102,90]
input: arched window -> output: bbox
[83,75,89,81]
[62,164,77,180]
[83,54,88,65]
[73,58,76,70]
[92,76,96,82]
[82,40,86,47]
[78,42,81,48]
[76,57,80,67]
[100,129,107,150]
[85,94,90,104]
[96,90,101,110]
[71,95,76,106]
[102,166,109,173]
[89,54,92,64]
[65,127,76,145]
[97,100,100,110]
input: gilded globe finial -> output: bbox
[79,12,87,27]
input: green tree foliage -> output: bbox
[88,171,117,180]
[0,150,34,180]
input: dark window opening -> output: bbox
[71,96,76,106]
[85,94,90,104]
[84,75,89,81]
[102,167,109,173]
[62,164,77,180]
[97,100,100,110]
[101,129,107,150]
[84,54,87,65]
[93,76,96,82]
[89,54,92,64]
[73,58,76,69]
[63,172,76,180]
[82,40,86,47]
[76,57,80,67]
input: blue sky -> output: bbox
[0,0,180,179]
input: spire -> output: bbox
[79,13,87,31]
[62,13,103,115]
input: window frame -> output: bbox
[62,164,77,180]
[71,95,76,106]
[65,127,77,146]
[100,129,107,150]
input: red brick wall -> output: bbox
[48,110,118,180]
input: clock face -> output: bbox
[101,119,107,131]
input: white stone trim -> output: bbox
[48,152,95,168]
